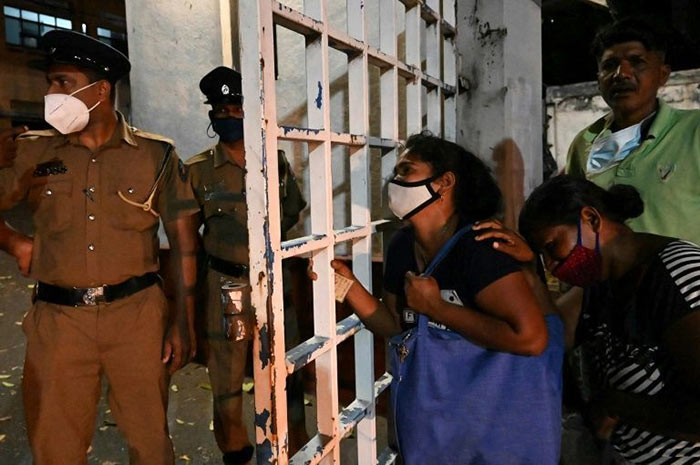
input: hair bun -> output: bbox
[608,184,644,220]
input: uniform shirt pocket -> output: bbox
[28,179,73,234]
[109,177,160,231]
[201,190,245,220]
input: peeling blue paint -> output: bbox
[256,439,274,464]
[337,316,361,336]
[340,406,366,426]
[315,81,323,109]
[255,408,271,435]
[281,233,326,251]
[290,339,326,372]
[280,125,322,135]
[259,323,270,369]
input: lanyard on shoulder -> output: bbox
[116,144,173,217]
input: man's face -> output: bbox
[210,103,243,119]
[46,63,108,109]
[597,41,670,117]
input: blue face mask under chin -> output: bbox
[210,117,244,142]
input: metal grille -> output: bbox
[237,1,457,463]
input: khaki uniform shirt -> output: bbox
[0,112,198,288]
[566,100,700,245]
[186,143,306,265]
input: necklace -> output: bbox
[414,215,458,271]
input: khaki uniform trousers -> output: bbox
[201,268,252,454]
[199,265,306,457]
[22,284,173,465]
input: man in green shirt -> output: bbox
[566,18,700,245]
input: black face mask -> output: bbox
[209,116,244,142]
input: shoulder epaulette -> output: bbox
[16,129,58,140]
[185,148,215,166]
[130,127,175,146]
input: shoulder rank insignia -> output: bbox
[33,159,68,177]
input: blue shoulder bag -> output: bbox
[389,224,564,465]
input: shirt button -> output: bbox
[88,214,96,221]
[88,186,96,193]
[91,158,97,163]
[88,244,95,251]
[45,189,53,196]
[127,188,134,194]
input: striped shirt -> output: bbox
[579,240,700,464]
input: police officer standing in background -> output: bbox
[0,31,199,464]
[187,66,308,465]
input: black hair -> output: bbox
[518,175,644,247]
[81,67,117,104]
[404,131,502,223]
[591,17,668,63]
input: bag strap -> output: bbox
[423,223,473,277]
[418,223,472,330]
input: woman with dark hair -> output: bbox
[476,175,700,464]
[317,132,564,464]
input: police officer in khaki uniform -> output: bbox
[187,66,307,465]
[0,31,199,465]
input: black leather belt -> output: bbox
[208,255,248,278]
[36,272,161,307]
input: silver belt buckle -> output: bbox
[82,286,105,305]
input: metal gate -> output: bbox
[237,1,457,463]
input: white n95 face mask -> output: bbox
[387,175,440,220]
[44,81,101,135]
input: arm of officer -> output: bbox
[162,214,198,373]
[157,150,200,374]
[0,132,35,276]
[0,126,28,168]
[0,220,33,276]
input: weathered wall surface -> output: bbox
[546,69,700,171]
[456,0,542,227]
[124,0,225,158]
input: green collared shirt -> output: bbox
[566,100,700,244]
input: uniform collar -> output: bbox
[214,142,244,169]
[117,112,139,147]
[52,111,138,149]
[645,99,673,140]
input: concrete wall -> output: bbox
[456,0,542,227]
[546,68,700,171]
[124,0,226,158]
